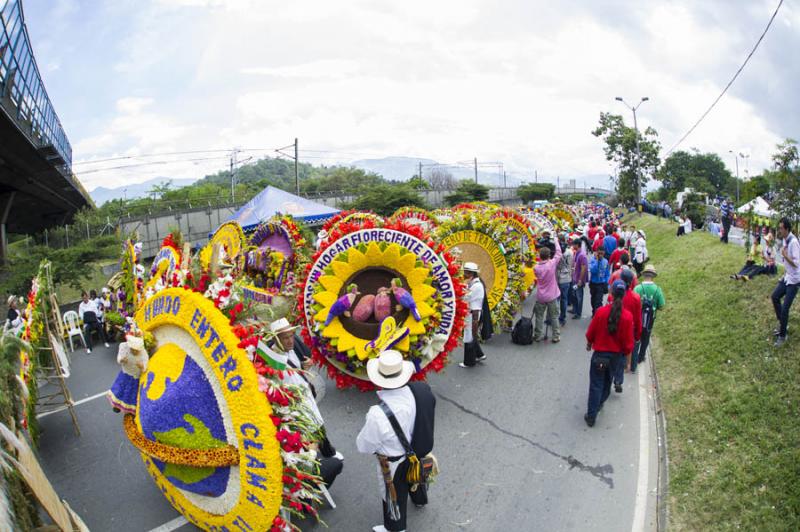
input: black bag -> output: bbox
[82,311,98,324]
[641,294,656,331]
[511,307,535,345]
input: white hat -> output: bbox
[126,335,145,353]
[463,262,480,273]
[7,296,16,306]
[317,229,329,239]
[270,318,299,335]
[102,287,110,294]
[366,350,414,389]
[637,230,646,239]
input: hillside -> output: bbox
[636,214,799,530]
[90,177,198,205]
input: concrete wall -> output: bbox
[120,187,524,258]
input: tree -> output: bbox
[444,181,490,206]
[348,184,428,216]
[592,113,661,205]
[517,183,555,202]
[739,174,772,205]
[656,150,733,200]
[770,138,800,227]
[148,180,172,200]
[428,168,456,189]
[407,175,430,190]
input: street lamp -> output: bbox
[728,150,740,204]
[615,96,649,204]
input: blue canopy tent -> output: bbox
[228,186,340,232]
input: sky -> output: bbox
[20,0,800,192]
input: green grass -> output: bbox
[634,214,800,531]
[55,261,116,304]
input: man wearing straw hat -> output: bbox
[460,262,487,367]
[357,350,436,532]
[632,264,665,369]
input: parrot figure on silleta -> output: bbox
[325,284,359,326]
[391,278,421,321]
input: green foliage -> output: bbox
[517,183,555,202]
[739,174,772,205]
[105,311,125,327]
[656,150,734,200]
[637,215,800,531]
[592,112,661,204]
[681,192,707,229]
[407,175,430,190]
[444,181,490,206]
[347,184,428,216]
[770,138,800,227]
[0,236,119,298]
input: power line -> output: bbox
[665,0,784,156]
[72,147,279,166]
[75,155,231,175]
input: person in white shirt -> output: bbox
[78,291,109,353]
[771,218,800,347]
[315,229,329,251]
[632,231,648,276]
[356,350,436,532]
[6,296,23,334]
[460,262,486,368]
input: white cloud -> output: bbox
[52,0,794,190]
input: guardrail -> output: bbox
[0,0,72,168]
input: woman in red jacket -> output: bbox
[584,280,635,427]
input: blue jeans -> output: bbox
[558,282,571,324]
[572,284,585,317]
[586,352,624,420]
[772,280,798,337]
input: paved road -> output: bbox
[38,292,659,531]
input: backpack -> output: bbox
[639,286,657,330]
[511,307,534,345]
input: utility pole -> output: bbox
[615,96,650,204]
[503,170,507,188]
[729,150,740,204]
[535,170,538,183]
[557,176,560,194]
[419,161,423,183]
[474,158,478,184]
[294,138,300,196]
[230,150,237,203]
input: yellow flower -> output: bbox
[313,242,435,360]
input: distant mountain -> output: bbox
[351,156,437,182]
[90,177,199,205]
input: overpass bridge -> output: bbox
[0,0,91,254]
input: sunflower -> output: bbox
[310,241,438,361]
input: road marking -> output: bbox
[36,390,108,419]
[147,516,188,532]
[631,361,650,532]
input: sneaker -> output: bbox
[458,362,474,368]
[584,414,595,427]
[333,451,344,461]
[86,349,92,354]
[476,354,487,362]
[774,336,787,347]
[533,337,542,342]
[104,342,110,348]
[572,314,581,320]
[551,337,561,343]
[614,384,622,393]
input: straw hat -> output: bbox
[270,318,299,335]
[317,229,329,239]
[642,264,658,277]
[463,262,480,273]
[7,296,16,307]
[366,350,414,389]
[126,335,145,353]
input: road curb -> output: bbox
[647,343,670,531]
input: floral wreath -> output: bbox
[322,210,385,234]
[387,206,438,230]
[300,218,467,391]
[200,221,246,270]
[451,201,498,212]
[118,263,324,530]
[244,215,309,298]
[435,209,526,329]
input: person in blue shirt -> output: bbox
[603,231,618,257]
[589,248,610,316]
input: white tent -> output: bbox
[736,196,775,218]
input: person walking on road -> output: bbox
[632,230,648,276]
[460,262,486,367]
[571,238,588,319]
[772,218,800,347]
[589,248,610,316]
[533,238,562,343]
[633,264,665,369]
[357,350,436,532]
[720,198,734,244]
[584,280,634,427]
[557,237,574,328]
[607,269,642,392]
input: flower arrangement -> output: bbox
[387,206,438,230]
[322,210,385,234]
[300,218,467,391]
[435,209,527,330]
[245,215,310,298]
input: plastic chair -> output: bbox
[62,311,86,352]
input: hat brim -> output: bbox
[366,358,414,389]
[273,325,300,334]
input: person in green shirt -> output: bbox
[631,264,665,371]
[731,235,764,280]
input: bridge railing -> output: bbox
[0,0,72,168]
